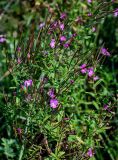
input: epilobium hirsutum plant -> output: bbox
[1,1,117,159]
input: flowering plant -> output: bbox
[0,1,117,159]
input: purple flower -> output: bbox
[103,104,109,110]
[60,36,66,42]
[93,76,99,81]
[101,48,110,56]
[0,37,6,43]
[60,12,67,19]
[27,52,30,59]
[80,64,87,69]
[80,68,87,74]
[87,0,92,3]
[50,99,58,108]
[48,30,52,35]
[50,39,56,48]
[70,79,74,84]
[48,89,55,98]
[72,33,77,37]
[17,58,21,64]
[88,12,92,17]
[17,128,22,134]
[53,21,58,27]
[39,22,45,29]
[103,104,111,112]
[50,21,58,30]
[59,23,64,31]
[63,43,70,48]
[17,47,21,52]
[87,148,94,157]
[92,27,96,32]
[80,64,87,74]
[64,117,70,120]
[114,8,118,17]
[87,67,94,77]
[24,79,33,87]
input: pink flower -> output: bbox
[27,52,30,59]
[72,33,77,37]
[63,43,70,48]
[101,48,110,56]
[87,67,94,77]
[92,27,96,32]
[17,47,21,52]
[59,23,64,31]
[80,64,95,77]
[93,76,99,81]
[48,89,55,98]
[81,68,87,74]
[87,148,94,157]
[80,64,87,74]
[17,58,21,64]
[24,79,33,87]
[50,21,58,30]
[80,64,87,69]
[0,37,6,43]
[103,104,109,110]
[39,22,45,28]
[87,0,92,3]
[60,12,67,19]
[50,39,56,48]
[70,80,74,84]
[88,12,92,17]
[50,99,58,108]
[114,8,118,17]
[60,36,66,41]
[17,128,22,134]
[64,117,70,120]
[103,104,111,112]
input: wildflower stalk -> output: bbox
[57,50,92,94]
[18,144,24,160]
[18,115,30,160]
[93,1,113,17]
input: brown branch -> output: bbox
[0,68,12,81]
[42,138,52,155]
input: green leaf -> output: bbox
[68,135,76,142]
[93,101,99,110]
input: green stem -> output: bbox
[18,116,30,160]
[18,144,25,160]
